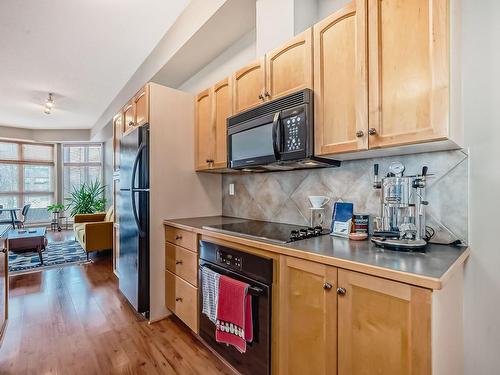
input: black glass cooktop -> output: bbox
[203,220,328,244]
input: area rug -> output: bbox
[8,240,89,274]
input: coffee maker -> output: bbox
[372,162,429,251]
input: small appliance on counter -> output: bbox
[371,162,431,251]
[308,195,330,229]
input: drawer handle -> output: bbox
[175,260,183,265]
[175,297,183,302]
[175,235,183,240]
[337,287,346,296]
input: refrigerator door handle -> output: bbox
[131,143,146,236]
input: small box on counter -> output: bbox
[352,214,370,233]
[330,201,353,238]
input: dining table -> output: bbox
[0,207,20,228]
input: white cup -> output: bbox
[308,195,330,208]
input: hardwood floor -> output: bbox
[0,246,233,374]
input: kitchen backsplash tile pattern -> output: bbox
[222,150,469,244]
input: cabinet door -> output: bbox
[112,112,122,172]
[314,0,368,156]
[278,256,337,375]
[337,269,431,375]
[232,57,266,113]
[134,85,149,127]
[368,0,449,148]
[123,101,135,134]
[195,88,213,171]
[265,28,313,101]
[212,78,232,169]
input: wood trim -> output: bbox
[265,28,313,100]
[231,57,266,113]
[337,269,431,374]
[211,77,232,169]
[367,0,450,149]
[164,220,470,290]
[194,88,212,171]
[313,0,368,156]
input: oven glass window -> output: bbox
[231,123,274,160]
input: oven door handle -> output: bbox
[199,264,264,296]
[272,112,281,160]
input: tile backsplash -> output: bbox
[222,150,469,244]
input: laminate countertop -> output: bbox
[164,216,469,290]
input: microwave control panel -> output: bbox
[217,249,242,270]
[283,110,306,152]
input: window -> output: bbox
[62,144,103,199]
[0,141,55,223]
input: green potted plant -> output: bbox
[66,180,107,217]
[47,204,65,214]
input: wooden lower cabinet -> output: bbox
[165,270,198,333]
[278,257,431,375]
[278,256,337,375]
[337,269,431,375]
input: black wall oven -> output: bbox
[227,89,340,171]
[199,240,273,375]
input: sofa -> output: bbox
[73,207,114,259]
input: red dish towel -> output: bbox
[216,275,253,353]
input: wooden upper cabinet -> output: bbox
[123,101,134,134]
[265,28,313,101]
[278,256,337,375]
[314,0,368,156]
[212,78,232,168]
[337,269,431,375]
[195,89,213,171]
[134,85,149,127]
[232,57,266,113]
[112,112,123,172]
[368,0,449,148]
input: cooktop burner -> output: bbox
[203,220,329,244]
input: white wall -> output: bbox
[178,29,257,93]
[103,138,113,207]
[463,0,500,373]
[0,125,90,142]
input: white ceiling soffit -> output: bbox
[90,0,256,139]
[151,0,256,88]
[0,0,190,130]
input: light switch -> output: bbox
[229,183,235,196]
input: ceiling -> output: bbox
[0,0,190,129]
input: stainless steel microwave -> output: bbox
[227,89,340,171]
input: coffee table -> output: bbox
[8,228,47,265]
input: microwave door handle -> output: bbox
[272,112,281,160]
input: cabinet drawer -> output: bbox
[165,226,197,251]
[165,270,198,333]
[165,243,198,286]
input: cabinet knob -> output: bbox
[368,128,377,136]
[258,94,264,100]
[175,260,183,265]
[336,287,346,296]
[356,130,364,138]
[323,282,333,290]
[128,121,134,127]
[175,297,183,302]
[175,235,182,240]
[264,91,270,98]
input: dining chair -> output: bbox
[14,204,31,228]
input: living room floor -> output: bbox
[0,231,232,374]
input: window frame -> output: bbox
[0,140,56,221]
[62,143,104,200]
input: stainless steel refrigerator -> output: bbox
[119,125,150,316]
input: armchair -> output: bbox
[73,207,114,259]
